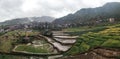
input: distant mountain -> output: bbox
[0,16,55,25]
[53,2,120,24]
[0,18,31,25]
[31,16,55,22]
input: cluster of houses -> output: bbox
[0,18,118,33]
[0,24,25,33]
[53,18,117,28]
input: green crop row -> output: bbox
[64,24,120,55]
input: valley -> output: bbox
[0,2,120,59]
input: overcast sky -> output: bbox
[0,0,120,22]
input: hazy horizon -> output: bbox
[0,0,120,22]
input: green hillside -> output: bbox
[0,30,39,53]
[64,24,120,55]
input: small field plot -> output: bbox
[14,39,57,54]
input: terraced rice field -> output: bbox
[0,30,39,53]
[64,24,120,56]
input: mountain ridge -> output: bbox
[53,2,120,24]
[0,16,55,25]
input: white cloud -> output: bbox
[0,0,120,22]
[21,0,40,12]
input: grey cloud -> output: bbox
[0,0,23,21]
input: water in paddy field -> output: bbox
[0,54,48,59]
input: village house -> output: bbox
[109,18,115,23]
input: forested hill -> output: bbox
[53,2,120,24]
